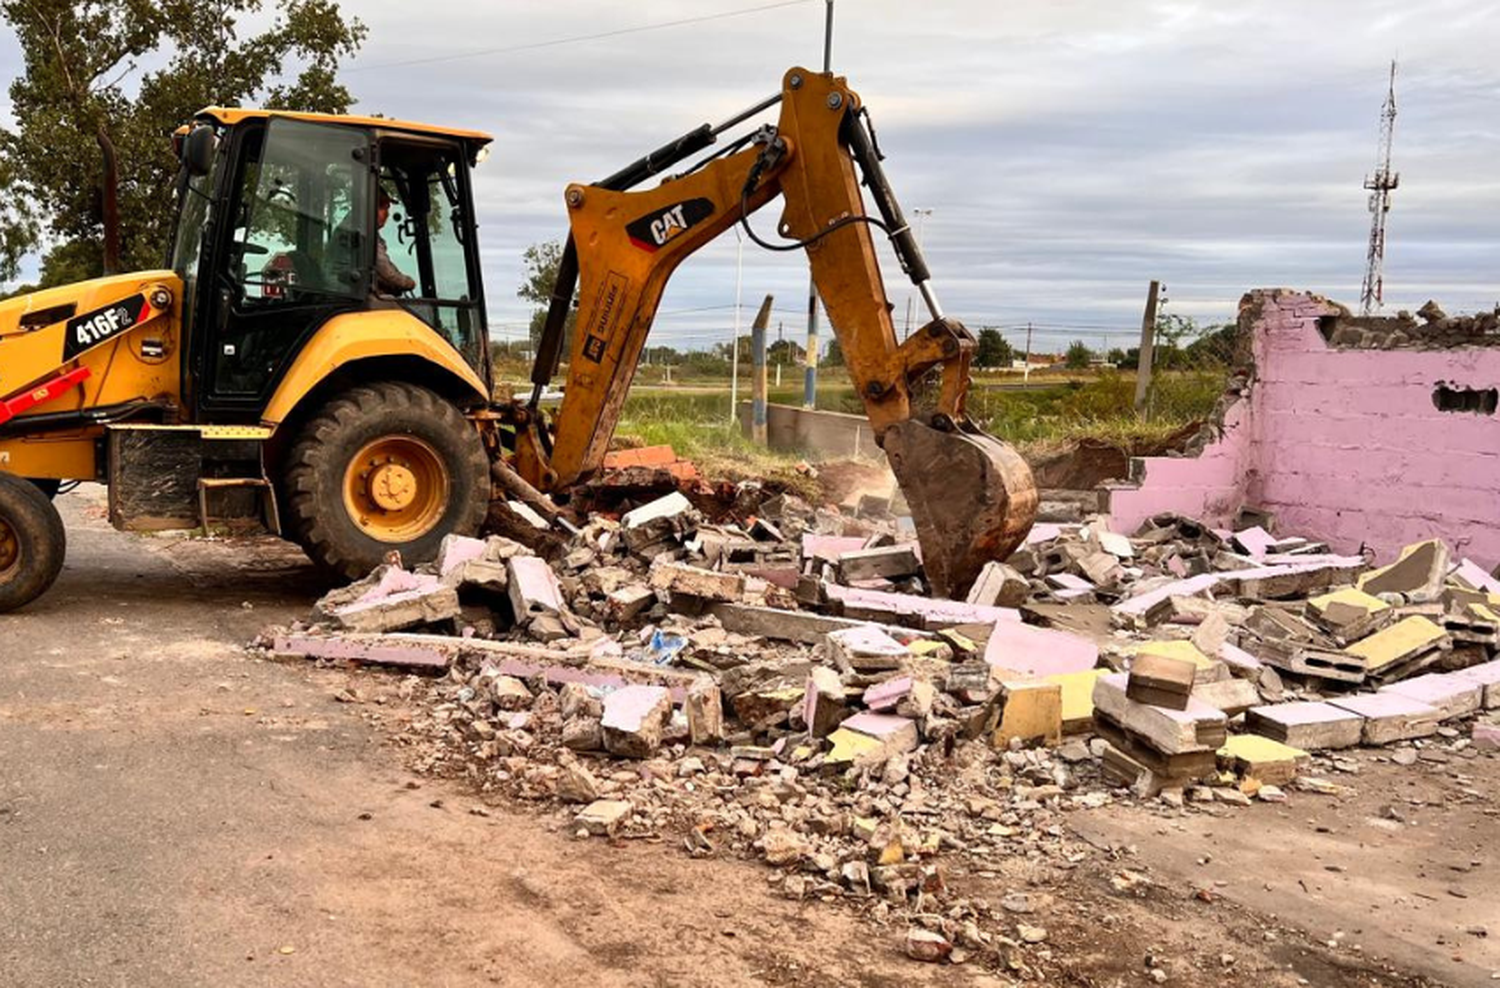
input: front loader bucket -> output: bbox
[883,419,1038,600]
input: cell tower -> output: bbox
[1359,60,1400,316]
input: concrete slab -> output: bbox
[1328,692,1443,744]
[1245,701,1362,750]
[1345,616,1450,674]
[1380,673,1483,720]
[983,620,1099,678]
[1217,734,1310,785]
[1451,659,1500,709]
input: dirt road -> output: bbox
[1,488,1492,986]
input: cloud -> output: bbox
[5,0,1500,345]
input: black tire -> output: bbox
[282,382,490,581]
[0,472,67,612]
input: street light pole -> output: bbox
[903,208,932,339]
[730,227,743,423]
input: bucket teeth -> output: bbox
[882,419,1037,599]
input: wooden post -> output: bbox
[751,294,773,444]
[1134,280,1160,414]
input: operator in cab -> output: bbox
[374,188,416,297]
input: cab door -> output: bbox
[200,118,374,417]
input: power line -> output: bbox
[348,0,816,72]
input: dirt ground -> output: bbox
[1,486,1494,987]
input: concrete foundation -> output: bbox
[737,401,879,459]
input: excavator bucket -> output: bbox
[882,419,1038,600]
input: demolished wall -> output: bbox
[1106,289,1500,566]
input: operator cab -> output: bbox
[168,110,493,421]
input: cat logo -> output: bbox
[625,198,715,253]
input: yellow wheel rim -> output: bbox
[0,517,18,580]
[342,436,449,543]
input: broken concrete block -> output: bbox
[1046,668,1107,735]
[802,666,847,738]
[575,798,631,837]
[1328,692,1442,745]
[1217,734,1309,785]
[1451,558,1500,595]
[330,583,461,633]
[895,680,938,721]
[992,679,1063,748]
[435,533,487,577]
[823,583,1020,629]
[730,686,804,726]
[1126,652,1197,710]
[825,726,885,767]
[842,711,920,754]
[826,625,910,673]
[838,544,920,582]
[1245,701,1363,750]
[561,714,604,751]
[621,491,693,529]
[1231,526,1277,559]
[1473,721,1500,749]
[1091,673,1226,753]
[1451,659,1500,708]
[1112,574,1221,628]
[863,675,913,712]
[983,621,1099,678]
[1094,529,1135,559]
[556,762,601,803]
[507,499,551,531]
[1189,677,1260,717]
[1217,641,1263,678]
[1380,672,1483,721]
[685,677,724,744]
[1358,539,1450,603]
[507,555,565,619]
[273,632,453,669]
[1345,616,1451,676]
[605,584,655,622]
[486,674,534,710]
[1189,611,1231,658]
[1306,587,1393,641]
[1078,550,1123,587]
[648,561,746,603]
[1128,640,1228,684]
[600,685,671,758]
[965,561,1030,608]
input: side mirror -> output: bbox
[181,125,216,178]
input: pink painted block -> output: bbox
[841,711,916,739]
[358,566,436,603]
[1218,641,1263,675]
[601,685,670,732]
[825,583,1021,628]
[863,676,913,711]
[1232,526,1276,559]
[801,534,869,564]
[1025,523,1067,546]
[1381,674,1483,720]
[984,620,1099,677]
[435,535,486,577]
[1451,659,1500,709]
[1046,573,1094,592]
[1112,574,1221,619]
[1453,558,1500,595]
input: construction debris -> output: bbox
[259,486,1500,962]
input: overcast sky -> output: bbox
[5,0,1500,355]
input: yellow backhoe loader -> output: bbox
[0,67,1035,613]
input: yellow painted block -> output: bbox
[1217,733,1310,785]
[825,727,883,765]
[1344,616,1448,671]
[1130,639,1216,670]
[1045,668,1107,733]
[992,679,1062,747]
[909,640,950,658]
[1308,586,1391,618]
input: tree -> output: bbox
[1107,347,1127,365]
[974,327,1014,368]
[767,338,805,366]
[823,338,845,367]
[0,0,366,285]
[1064,340,1094,370]
[518,239,577,354]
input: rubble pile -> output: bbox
[263,481,1500,964]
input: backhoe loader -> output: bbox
[0,67,1035,613]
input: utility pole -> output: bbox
[751,294,773,444]
[1023,322,1033,380]
[1134,279,1161,413]
[805,0,834,409]
[730,228,743,422]
[902,208,932,339]
[1359,60,1400,316]
[776,320,784,388]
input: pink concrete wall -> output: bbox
[1107,290,1500,569]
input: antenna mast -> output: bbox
[1359,60,1399,316]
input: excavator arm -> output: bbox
[512,68,1037,597]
